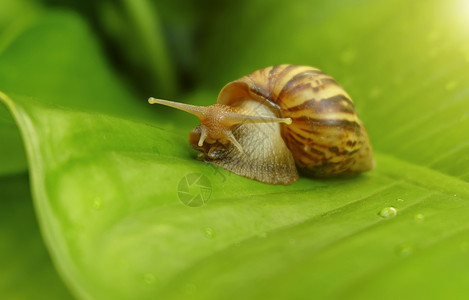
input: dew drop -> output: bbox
[368,87,382,99]
[142,273,157,285]
[396,243,414,257]
[460,242,469,253]
[397,198,404,203]
[445,81,457,91]
[183,283,197,295]
[427,48,439,59]
[340,49,356,64]
[378,207,397,218]
[393,75,403,85]
[414,213,425,223]
[426,30,441,42]
[203,227,215,239]
[92,197,103,210]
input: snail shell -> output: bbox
[149,64,374,185]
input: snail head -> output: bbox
[148,98,291,155]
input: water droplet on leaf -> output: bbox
[142,273,157,285]
[203,227,215,239]
[396,243,413,257]
[183,283,197,295]
[369,87,382,99]
[378,207,397,218]
[340,48,356,64]
[426,30,441,42]
[414,213,425,223]
[460,242,469,253]
[445,81,457,90]
[92,197,102,210]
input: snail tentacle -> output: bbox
[225,130,243,153]
[148,97,207,119]
[198,126,208,147]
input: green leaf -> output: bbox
[0,174,73,299]
[0,104,27,175]
[0,0,41,31]
[97,0,178,96]
[0,0,43,175]
[1,1,469,300]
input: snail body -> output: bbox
[149,64,374,185]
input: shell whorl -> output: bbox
[217,64,374,177]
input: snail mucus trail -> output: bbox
[148,65,374,185]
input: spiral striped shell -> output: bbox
[217,64,374,177]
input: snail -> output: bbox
[149,64,374,185]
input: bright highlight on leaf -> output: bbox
[458,0,469,21]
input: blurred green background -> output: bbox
[1,0,468,299]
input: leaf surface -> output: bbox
[0,1,469,299]
[0,174,73,299]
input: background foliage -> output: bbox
[0,0,468,299]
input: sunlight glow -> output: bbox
[458,0,469,23]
